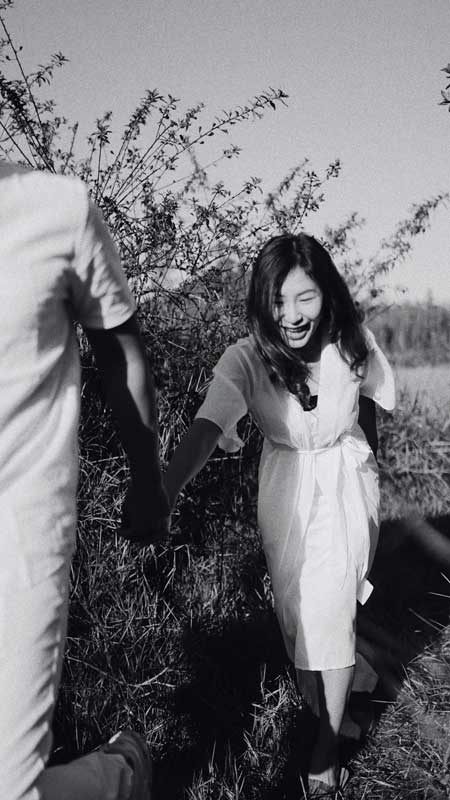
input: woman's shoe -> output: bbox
[307,767,350,798]
[308,777,336,796]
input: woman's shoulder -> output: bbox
[216,335,264,385]
[361,325,377,349]
[358,325,396,410]
[222,334,260,361]
[228,335,267,371]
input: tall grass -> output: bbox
[47,357,450,799]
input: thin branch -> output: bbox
[0,15,54,168]
[0,116,35,165]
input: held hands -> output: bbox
[118,480,171,547]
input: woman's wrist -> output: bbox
[163,481,179,511]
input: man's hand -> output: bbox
[118,481,171,547]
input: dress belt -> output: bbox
[265,439,334,454]
[266,432,371,457]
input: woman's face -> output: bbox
[274,266,323,351]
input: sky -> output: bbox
[5,0,450,303]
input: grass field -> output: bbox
[395,364,450,412]
[50,364,450,799]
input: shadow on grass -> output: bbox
[153,611,289,798]
[155,514,450,798]
[366,513,450,657]
[343,513,450,764]
[49,513,450,799]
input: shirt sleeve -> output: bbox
[70,186,136,329]
[359,327,396,410]
[195,343,253,452]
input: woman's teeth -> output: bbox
[285,322,310,334]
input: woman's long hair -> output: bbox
[246,233,368,409]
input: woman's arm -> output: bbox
[358,395,378,458]
[164,417,223,509]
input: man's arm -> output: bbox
[86,313,170,543]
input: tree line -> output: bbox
[370,300,450,365]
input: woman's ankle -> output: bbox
[308,767,339,788]
[309,756,339,786]
[309,743,339,785]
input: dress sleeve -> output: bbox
[70,185,136,329]
[195,342,253,452]
[359,327,396,410]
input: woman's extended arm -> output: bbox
[358,395,378,458]
[164,417,223,509]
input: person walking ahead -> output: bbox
[0,162,169,800]
[164,233,395,798]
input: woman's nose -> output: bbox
[283,302,301,324]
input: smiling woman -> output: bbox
[274,267,323,355]
[246,233,368,411]
[164,231,395,796]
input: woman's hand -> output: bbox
[162,473,179,515]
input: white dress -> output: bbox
[195,329,395,671]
